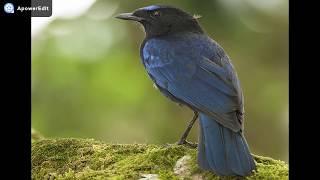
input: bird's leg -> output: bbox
[177,111,199,148]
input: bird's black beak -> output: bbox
[115,12,144,22]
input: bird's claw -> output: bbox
[177,140,198,148]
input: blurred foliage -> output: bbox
[32,0,288,162]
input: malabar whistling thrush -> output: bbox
[116,5,256,176]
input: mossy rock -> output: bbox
[31,138,288,180]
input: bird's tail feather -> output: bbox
[198,113,256,176]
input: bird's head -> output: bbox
[115,5,204,38]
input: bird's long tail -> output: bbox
[197,113,256,176]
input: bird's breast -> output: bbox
[142,40,173,69]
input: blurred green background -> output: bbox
[32,0,288,162]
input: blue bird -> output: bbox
[116,5,256,176]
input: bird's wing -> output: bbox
[142,35,244,132]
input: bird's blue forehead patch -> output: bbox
[141,5,160,11]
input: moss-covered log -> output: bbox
[32,138,288,180]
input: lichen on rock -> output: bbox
[174,155,192,178]
[32,138,288,180]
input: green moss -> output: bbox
[32,138,288,180]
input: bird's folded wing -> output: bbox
[142,37,243,131]
[144,45,243,131]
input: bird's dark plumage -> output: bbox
[116,5,256,176]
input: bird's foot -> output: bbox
[177,140,198,148]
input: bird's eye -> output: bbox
[153,11,161,17]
